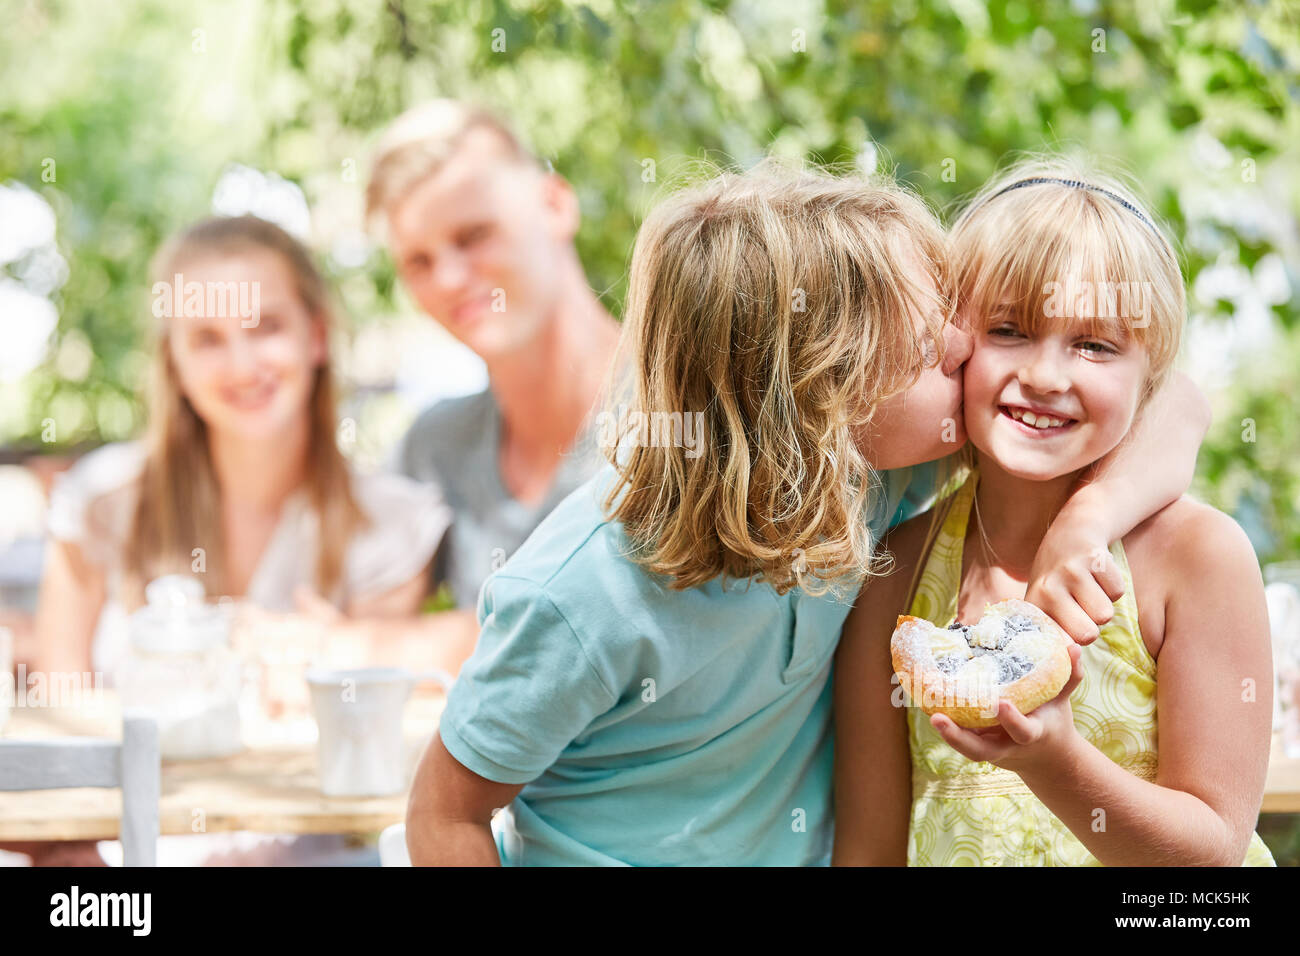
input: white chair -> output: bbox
[378,822,411,866]
[0,714,160,866]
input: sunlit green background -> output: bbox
[1,0,1298,860]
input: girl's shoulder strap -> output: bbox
[904,470,978,621]
[1103,535,1156,676]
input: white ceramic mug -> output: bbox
[305,667,451,797]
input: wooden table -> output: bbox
[0,691,445,841]
[2,694,1299,841]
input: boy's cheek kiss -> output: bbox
[857,320,973,470]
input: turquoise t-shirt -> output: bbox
[437,459,945,866]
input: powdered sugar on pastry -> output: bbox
[890,599,1073,728]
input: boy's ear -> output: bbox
[540,172,581,242]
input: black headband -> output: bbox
[985,176,1160,234]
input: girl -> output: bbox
[833,158,1276,866]
[27,215,451,865]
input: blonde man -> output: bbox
[363,101,620,673]
[405,160,1210,866]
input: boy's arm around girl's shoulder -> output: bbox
[832,513,934,866]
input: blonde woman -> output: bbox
[38,215,448,675]
[26,215,449,865]
[405,160,1210,866]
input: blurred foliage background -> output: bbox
[0,0,1298,537]
[0,0,1299,860]
[1,0,1297,545]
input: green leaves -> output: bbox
[0,0,1296,564]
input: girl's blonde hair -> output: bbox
[601,159,954,597]
[949,155,1184,406]
[122,215,367,604]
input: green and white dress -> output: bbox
[904,471,1276,866]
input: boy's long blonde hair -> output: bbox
[121,216,367,605]
[601,159,954,597]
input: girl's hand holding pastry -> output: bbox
[930,641,1086,775]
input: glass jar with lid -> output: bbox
[115,574,243,760]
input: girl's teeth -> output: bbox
[1009,408,1066,429]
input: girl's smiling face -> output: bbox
[962,304,1148,481]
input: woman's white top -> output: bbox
[45,440,452,677]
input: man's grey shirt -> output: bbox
[391,388,607,609]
